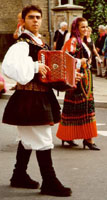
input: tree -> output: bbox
[74,0,107,41]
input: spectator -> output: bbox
[53,21,68,50]
[95,25,106,77]
[86,26,101,70]
[13,12,24,39]
[102,25,107,77]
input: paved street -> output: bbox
[0,61,107,105]
[0,98,107,200]
[0,62,107,200]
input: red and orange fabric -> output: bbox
[56,37,97,140]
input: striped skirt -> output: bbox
[56,71,98,140]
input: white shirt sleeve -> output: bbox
[64,32,70,43]
[2,41,39,85]
[76,59,81,69]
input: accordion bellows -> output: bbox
[38,50,76,91]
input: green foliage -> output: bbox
[73,0,107,41]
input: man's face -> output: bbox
[23,10,42,35]
[61,25,67,31]
[99,28,105,34]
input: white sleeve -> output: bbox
[2,41,39,85]
[76,59,81,69]
[64,32,70,43]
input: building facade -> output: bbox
[0,0,83,60]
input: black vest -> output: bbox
[16,33,50,91]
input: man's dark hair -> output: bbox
[22,5,42,20]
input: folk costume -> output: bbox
[2,29,71,196]
[2,29,61,150]
[56,37,98,141]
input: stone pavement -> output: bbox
[0,100,107,200]
[0,63,107,200]
[0,63,107,107]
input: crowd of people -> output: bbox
[54,22,107,78]
[95,25,107,78]
[1,3,107,198]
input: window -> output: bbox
[58,0,73,5]
[61,0,68,4]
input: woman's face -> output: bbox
[78,21,88,38]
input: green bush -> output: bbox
[74,0,107,42]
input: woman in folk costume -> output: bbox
[56,17,100,150]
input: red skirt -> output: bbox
[56,74,98,140]
[57,120,97,140]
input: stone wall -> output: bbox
[0,0,83,60]
[0,0,58,33]
[0,0,58,60]
[0,0,23,33]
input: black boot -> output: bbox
[10,141,40,189]
[36,149,72,197]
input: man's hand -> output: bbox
[38,62,50,78]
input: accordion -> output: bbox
[38,50,76,91]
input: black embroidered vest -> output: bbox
[16,33,49,92]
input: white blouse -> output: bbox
[2,30,42,85]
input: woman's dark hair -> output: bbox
[22,5,42,20]
[70,17,87,46]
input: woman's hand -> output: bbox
[75,69,83,84]
[81,58,88,66]
[87,58,92,65]
[81,58,92,68]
